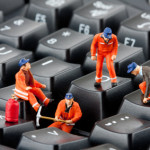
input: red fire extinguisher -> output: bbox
[5,94,19,122]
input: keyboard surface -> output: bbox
[0,0,150,150]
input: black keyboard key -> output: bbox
[125,5,142,18]
[0,145,15,150]
[68,71,134,132]
[83,0,142,19]
[0,44,33,81]
[17,127,90,150]
[31,56,82,99]
[0,11,3,23]
[119,0,150,11]
[24,0,29,4]
[82,143,120,150]
[119,60,150,120]
[83,43,145,76]
[0,80,8,89]
[5,5,28,22]
[0,85,17,112]
[0,16,48,50]
[0,0,25,15]
[90,114,150,150]
[36,28,93,63]
[119,89,150,121]
[26,0,82,33]
[0,110,35,148]
[118,12,150,60]
[69,0,128,35]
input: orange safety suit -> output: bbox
[139,81,150,100]
[14,69,50,112]
[91,33,118,83]
[48,99,82,133]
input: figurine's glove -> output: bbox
[111,55,116,61]
[54,116,60,122]
[91,56,96,61]
[41,84,46,88]
[143,97,148,103]
[65,120,73,124]
[26,86,32,90]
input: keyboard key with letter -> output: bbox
[69,0,128,34]
[31,56,82,99]
[0,16,48,51]
[17,127,90,150]
[36,28,93,63]
[26,0,82,33]
[0,44,33,82]
[118,12,150,60]
[68,71,134,132]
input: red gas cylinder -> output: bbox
[5,97,19,122]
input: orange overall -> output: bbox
[91,33,118,83]
[139,81,150,100]
[14,69,50,112]
[48,99,82,133]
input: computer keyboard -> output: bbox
[17,127,90,150]
[0,0,150,150]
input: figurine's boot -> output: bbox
[105,53,117,87]
[94,82,101,88]
[111,82,117,87]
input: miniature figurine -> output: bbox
[48,93,82,133]
[14,58,52,112]
[91,27,118,87]
[127,62,150,104]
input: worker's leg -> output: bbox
[28,92,40,112]
[96,55,104,83]
[139,81,146,94]
[30,87,50,106]
[106,53,117,83]
[48,122,63,129]
[61,124,74,133]
[139,81,150,101]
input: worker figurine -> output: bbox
[48,93,82,133]
[14,58,52,112]
[127,62,150,104]
[91,27,118,88]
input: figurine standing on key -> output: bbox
[14,58,52,112]
[48,93,82,133]
[127,62,150,104]
[91,27,118,88]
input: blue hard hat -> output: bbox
[127,62,137,73]
[103,27,112,39]
[65,93,73,100]
[18,58,30,67]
